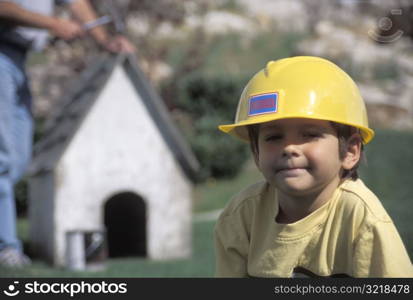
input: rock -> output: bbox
[202,10,256,35]
[238,0,309,32]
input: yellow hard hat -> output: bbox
[219,56,374,144]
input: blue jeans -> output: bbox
[0,47,33,252]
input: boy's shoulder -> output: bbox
[338,179,391,223]
[220,180,270,217]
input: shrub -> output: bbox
[168,72,250,181]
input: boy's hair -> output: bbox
[247,121,364,180]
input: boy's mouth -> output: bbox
[275,166,308,172]
[275,166,309,174]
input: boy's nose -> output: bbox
[282,142,301,158]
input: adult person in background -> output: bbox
[0,0,135,267]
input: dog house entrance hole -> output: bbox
[104,192,147,257]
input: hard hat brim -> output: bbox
[219,115,375,144]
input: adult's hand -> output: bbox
[103,35,136,54]
[49,18,84,41]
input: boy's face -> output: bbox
[257,118,345,197]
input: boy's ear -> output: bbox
[341,133,362,170]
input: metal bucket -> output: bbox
[66,230,107,271]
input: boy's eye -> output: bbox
[303,132,321,138]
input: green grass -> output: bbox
[359,128,413,259]
[2,128,412,277]
[166,29,308,80]
[201,31,307,78]
[2,162,262,277]
[193,159,263,212]
[1,220,216,278]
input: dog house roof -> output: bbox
[29,54,199,181]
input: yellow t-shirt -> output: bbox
[214,179,413,277]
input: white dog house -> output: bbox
[28,54,199,267]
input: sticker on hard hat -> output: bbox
[248,92,278,116]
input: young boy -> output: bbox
[215,56,413,277]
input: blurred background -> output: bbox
[4,0,413,277]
